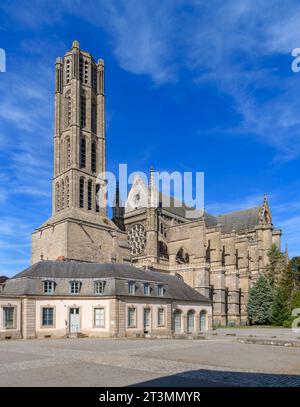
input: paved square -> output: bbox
[0,332,300,387]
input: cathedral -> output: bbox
[26,40,281,329]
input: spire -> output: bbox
[115,181,120,207]
[148,166,158,208]
[285,243,289,264]
[72,40,80,49]
[260,193,272,224]
[149,166,155,190]
[112,180,125,231]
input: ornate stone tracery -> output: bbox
[127,224,147,255]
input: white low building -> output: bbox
[0,261,212,340]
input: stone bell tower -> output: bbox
[31,41,130,265]
[53,40,106,217]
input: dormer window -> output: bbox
[94,281,105,294]
[143,283,150,295]
[69,281,81,294]
[128,281,135,295]
[158,285,164,297]
[43,281,55,294]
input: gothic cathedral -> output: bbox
[31,41,282,326]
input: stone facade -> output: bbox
[118,174,282,326]
[31,41,130,265]
[0,262,212,339]
[28,41,282,329]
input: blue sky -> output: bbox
[0,0,300,276]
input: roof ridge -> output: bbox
[218,206,260,217]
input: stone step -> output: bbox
[237,337,300,347]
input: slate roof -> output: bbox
[202,207,260,233]
[159,192,261,234]
[217,207,260,233]
[203,211,219,228]
[2,261,210,303]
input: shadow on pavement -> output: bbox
[132,368,300,387]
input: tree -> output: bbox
[265,244,286,288]
[270,287,290,325]
[247,274,274,325]
[274,257,300,327]
[289,257,300,291]
[291,290,300,309]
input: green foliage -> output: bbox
[282,316,297,328]
[289,257,300,291]
[265,244,286,287]
[247,249,300,327]
[247,274,273,325]
[270,287,290,325]
[291,290,300,309]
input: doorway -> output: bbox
[143,308,151,333]
[173,310,182,333]
[69,308,80,333]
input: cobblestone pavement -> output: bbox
[0,335,299,387]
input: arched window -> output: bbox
[91,102,97,133]
[80,94,86,128]
[65,137,71,167]
[80,137,86,168]
[187,310,195,333]
[200,310,207,332]
[206,240,211,262]
[79,57,83,83]
[56,182,60,212]
[158,241,169,259]
[84,60,89,84]
[79,177,85,208]
[91,141,97,173]
[88,180,92,210]
[61,179,65,210]
[67,96,71,126]
[92,65,97,90]
[173,310,182,333]
[66,59,71,84]
[176,247,189,264]
[95,184,100,212]
[65,176,70,208]
[64,94,72,128]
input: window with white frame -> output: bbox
[3,307,14,329]
[69,281,81,294]
[128,281,135,295]
[157,285,164,296]
[94,308,105,328]
[127,307,136,327]
[158,308,165,326]
[43,281,55,294]
[94,281,105,294]
[42,308,54,327]
[143,283,150,295]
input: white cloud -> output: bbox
[60,0,300,159]
[4,0,300,157]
